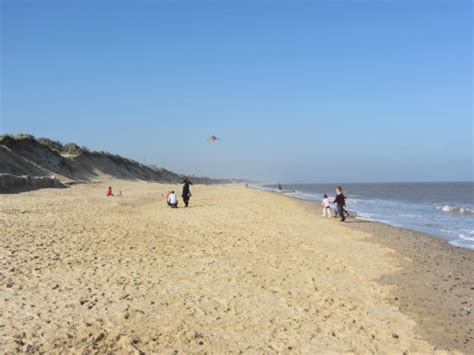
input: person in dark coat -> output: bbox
[333,185,346,222]
[181,178,193,207]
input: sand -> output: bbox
[350,218,474,352]
[1,181,472,353]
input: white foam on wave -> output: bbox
[438,205,474,215]
[440,229,457,235]
[458,233,474,241]
[449,239,474,250]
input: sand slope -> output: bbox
[0,182,456,353]
[0,135,240,193]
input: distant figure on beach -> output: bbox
[181,178,193,207]
[167,191,178,208]
[278,183,282,191]
[321,194,331,218]
[333,186,346,222]
[117,190,122,197]
[106,186,114,197]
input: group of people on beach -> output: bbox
[166,178,193,208]
[107,181,347,221]
[321,185,350,222]
[275,183,350,222]
[105,178,192,208]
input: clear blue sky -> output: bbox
[1,0,472,182]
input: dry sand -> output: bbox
[1,181,472,353]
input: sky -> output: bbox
[1,0,472,183]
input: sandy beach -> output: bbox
[1,181,473,353]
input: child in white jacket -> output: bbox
[321,194,331,218]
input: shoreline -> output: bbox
[1,181,473,353]
[263,187,474,251]
[269,190,474,352]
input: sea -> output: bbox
[256,182,474,251]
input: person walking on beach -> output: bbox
[335,207,351,218]
[181,178,193,207]
[167,191,178,208]
[333,186,346,222]
[106,186,114,197]
[334,202,352,218]
[321,194,331,218]
[336,207,352,218]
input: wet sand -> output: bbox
[1,181,472,353]
[351,220,474,352]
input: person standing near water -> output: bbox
[333,186,346,222]
[182,178,193,207]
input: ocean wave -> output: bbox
[458,232,474,241]
[449,239,474,250]
[438,205,474,215]
[354,214,393,225]
[440,229,457,235]
[287,191,321,201]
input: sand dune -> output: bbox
[0,181,468,353]
[0,135,241,192]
